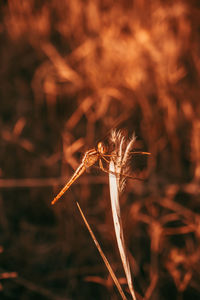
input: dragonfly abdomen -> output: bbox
[51,164,86,205]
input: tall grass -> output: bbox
[1,0,200,299]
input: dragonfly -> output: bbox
[51,138,150,205]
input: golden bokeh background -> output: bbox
[1,1,200,299]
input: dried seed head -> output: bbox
[110,129,136,193]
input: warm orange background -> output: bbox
[0,1,200,299]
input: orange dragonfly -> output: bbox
[52,139,150,205]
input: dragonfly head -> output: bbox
[97,142,107,155]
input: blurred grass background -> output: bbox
[0,0,200,299]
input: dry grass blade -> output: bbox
[109,130,137,300]
[109,161,136,300]
[75,200,127,300]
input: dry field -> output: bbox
[0,1,200,299]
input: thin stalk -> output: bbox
[75,200,127,300]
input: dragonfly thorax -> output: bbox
[82,148,99,168]
[97,142,107,155]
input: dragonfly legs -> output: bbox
[101,155,110,164]
[99,158,144,181]
[99,158,120,178]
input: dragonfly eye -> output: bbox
[97,142,107,154]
